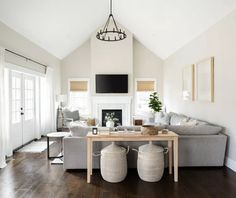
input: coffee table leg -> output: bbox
[174,137,178,182]
[168,140,172,174]
[90,141,93,176]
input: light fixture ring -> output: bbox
[96,30,127,41]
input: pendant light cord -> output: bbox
[110,0,112,15]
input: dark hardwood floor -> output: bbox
[0,138,236,198]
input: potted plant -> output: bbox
[148,92,162,123]
[104,112,119,127]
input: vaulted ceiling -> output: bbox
[0,0,236,59]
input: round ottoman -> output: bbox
[137,142,165,182]
[100,142,128,183]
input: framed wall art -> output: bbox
[195,57,214,102]
[182,64,194,101]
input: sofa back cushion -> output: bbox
[166,124,222,135]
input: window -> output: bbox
[135,79,156,115]
[68,79,90,115]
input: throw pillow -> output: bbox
[63,109,72,119]
[72,110,80,121]
[63,109,80,121]
[169,113,189,125]
[179,119,197,126]
[70,125,89,137]
[87,118,96,126]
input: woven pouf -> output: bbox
[137,142,165,182]
[100,142,128,183]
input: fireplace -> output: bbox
[92,96,132,126]
[102,109,122,127]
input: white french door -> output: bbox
[10,71,36,149]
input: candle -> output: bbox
[92,128,98,135]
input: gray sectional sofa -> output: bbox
[63,112,227,170]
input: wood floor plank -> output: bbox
[0,138,236,198]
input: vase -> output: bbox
[155,112,163,123]
[148,112,155,123]
[106,120,115,128]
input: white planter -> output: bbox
[148,112,155,123]
[137,142,165,182]
[154,112,163,123]
[106,120,115,127]
[100,142,128,183]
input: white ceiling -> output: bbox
[0,0,236,59]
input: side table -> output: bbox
[47,132,70,159]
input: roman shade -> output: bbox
[137,81,155,91]
[70,81,88,92]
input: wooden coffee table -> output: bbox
[86,131,179,183]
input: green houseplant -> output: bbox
[148,92,162,113]
[148,92,162,123]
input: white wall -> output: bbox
[61,27,163,118]
[163,10,236,170]
[90,24,133,95]
[61,40,90,93]
[134,39,163,99]
[61,37,163,99]
[0,21,61,94]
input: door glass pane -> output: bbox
[16,78,21,88]
[24,78,34,121]
[12,76,21,124]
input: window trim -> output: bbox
[68,78,91,116]
[134,78,157,116]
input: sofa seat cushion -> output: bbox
[166,125,222,135]
[169,112,189,125]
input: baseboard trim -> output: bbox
[225,157,236,172]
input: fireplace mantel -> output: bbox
[92,96,132,126]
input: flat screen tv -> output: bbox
[96,74,128,93]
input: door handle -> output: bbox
[21,112,24,115]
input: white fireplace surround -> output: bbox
[92,96,132,126]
